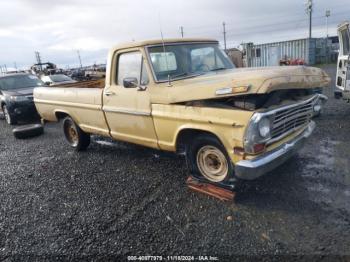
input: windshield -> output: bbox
[340,27,350,55]
[50,74,73,82]
[147,42,235,82]
[0,74,44,90]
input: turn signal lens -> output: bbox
[253,143,266,154]
[234,147,245,156]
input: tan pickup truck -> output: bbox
[34,38,330,188]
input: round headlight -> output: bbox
[258,117,271,138]
[313,99,322,113]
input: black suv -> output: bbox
[0,73,44,125]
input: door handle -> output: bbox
[104,90,116,96]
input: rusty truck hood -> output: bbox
[151,66,330,104]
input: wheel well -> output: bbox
[55,112,69,121]
[176,129,221,154]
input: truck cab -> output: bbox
[335,21,350,101]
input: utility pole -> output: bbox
[14,62,17,71]
[180,26,184,38]
[223,22,227,51]
[77,50,82,68]
[35,51,43,71]
[306,0,313,39]
[325,10,331,63]
[325,10,330,38]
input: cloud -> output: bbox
[0,0,347,68]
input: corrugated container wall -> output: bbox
[243,38,316,67]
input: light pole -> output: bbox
[325,10,330,63]
[306,0,313,39]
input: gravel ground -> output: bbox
[0,65,349,261]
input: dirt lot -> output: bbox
[0,65,349,261]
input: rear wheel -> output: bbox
[63,117,90,151]
[186,134,237,188]
[3,105,17,125]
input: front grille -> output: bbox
[269,96,316,143]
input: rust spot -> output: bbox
[186,176,235,202]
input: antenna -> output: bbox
[180,26,184,38]
[77,50,83,68]
[158,13,172,87]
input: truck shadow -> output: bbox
[90,136,323,213]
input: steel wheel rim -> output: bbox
[196,145,228,182]
[3,107,10,124]
[64,120,78,147]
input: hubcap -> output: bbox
[64,120,79,146]
[196,145,228,182]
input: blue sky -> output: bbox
[0,0,348,69]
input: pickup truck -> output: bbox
[34,38,330,188]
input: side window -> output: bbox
[117,52,142,86]
[117,52,149,87]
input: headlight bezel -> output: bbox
[244,112,274,154]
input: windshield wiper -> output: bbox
[171,72,188,78]
[171,72,202,79]
[210,67,227,72]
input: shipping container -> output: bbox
[242,38,317,67]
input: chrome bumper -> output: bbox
[235,121,315,180]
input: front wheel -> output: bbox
[3,105,17,125]
[63,117,90,151]
[186,134,237,188]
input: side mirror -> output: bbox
[44,81,51,86]
[123,77,138,88]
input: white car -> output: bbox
[41,74,77,86]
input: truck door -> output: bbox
[102,49,159,149]
[336,22,350,99]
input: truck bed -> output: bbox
[34,82,109,136]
